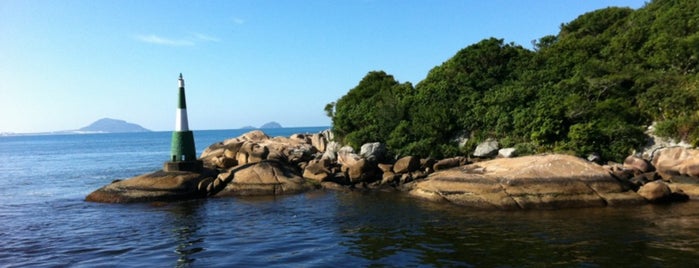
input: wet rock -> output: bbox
[85,168,219,203]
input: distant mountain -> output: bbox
[260,121,282,129]
[78,118,150,133]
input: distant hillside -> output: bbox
[260,122,282,129]
[78,118,150,133]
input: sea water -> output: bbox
[1,128,699,267]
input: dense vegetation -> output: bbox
[326,0,699,162]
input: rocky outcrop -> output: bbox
[87,130,326,203]
[409,154,646,209]
[85,169,218,203]
[87,129,698,208]
[201,130,317,168]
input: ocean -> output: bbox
[2,127,699,267]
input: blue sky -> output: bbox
[0,0,647,133]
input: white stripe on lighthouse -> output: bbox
[175,108,189,131]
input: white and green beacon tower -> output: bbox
[164,73,203,172]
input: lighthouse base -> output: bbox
[163,160,204,172]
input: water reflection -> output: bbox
[161,200,206,267]
[332,192,699,266]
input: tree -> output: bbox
[329,71,413,149]
[326,0,699,162]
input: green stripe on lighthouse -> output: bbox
[178,74,187,109]
[171,131,196,161]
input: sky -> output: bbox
[0,0,648,133]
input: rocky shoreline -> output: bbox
[86,130,699,209]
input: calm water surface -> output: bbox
[2,128,699,267]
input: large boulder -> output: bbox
[322,141,341,161]
[393,156,420,174]
[320,129,335,142]
[652,147,699,177]
[303,158,332,182]
[473,139,499,158]
[360,142,387,162]
[85,169,219,203]
[623,155,653,173]
[433,156,468,171]
[346,158,380,183]
[498,148,517,158]
[214,160,316,196]
[637,181,671,203]
[337,146,360,167]
[310,133,327,152]
[410,154,645,209]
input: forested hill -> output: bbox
[326,0,699,162]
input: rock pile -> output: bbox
[87,130,699,208]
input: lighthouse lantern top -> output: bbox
[178,73,184,88]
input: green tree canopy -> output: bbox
[326,0,699,162]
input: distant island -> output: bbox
[260,121,282,129]
[240,122,283,130]
[1,118,150,136]
[78,118,150,133]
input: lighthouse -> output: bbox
[164,73,203,172]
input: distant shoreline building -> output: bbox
[164,73,203,172]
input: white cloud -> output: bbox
[193,33,220,42]
[135,35,195,46]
